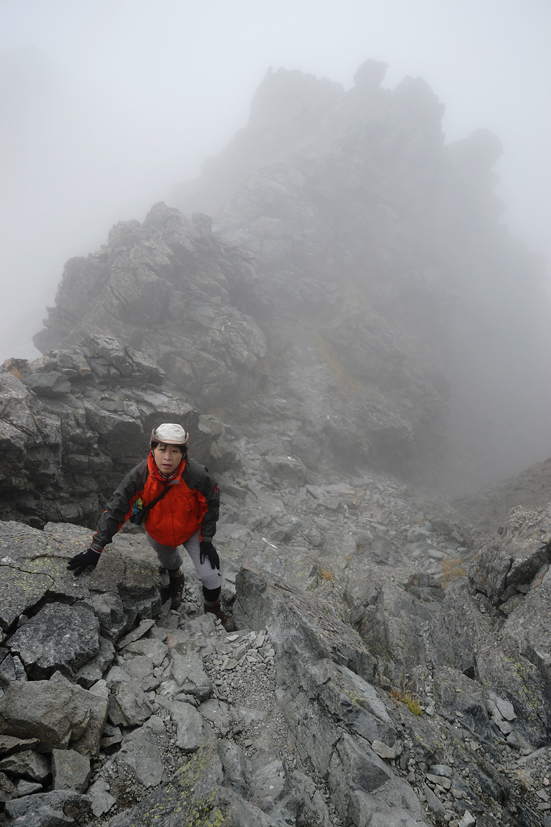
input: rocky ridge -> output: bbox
[33,62,551,491]
[1,429,551,826]
[2,56,551,827]
[0,335,235,529]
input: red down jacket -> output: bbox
[91,453,219,551]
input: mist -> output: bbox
[1,0,550,363]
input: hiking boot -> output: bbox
[204,598,236,632]
[168,569,185,610]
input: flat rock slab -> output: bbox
[102,741,224,827]
[52,748,91,792]
[170,649,212,700]
[0,735,40,755]
[8,602,100,679]
[170,701,207,752]
[0,679,108,755]
[0,522,164,639]
[0,523,66,630]
[105,720,165,791]
[5,789,93,825]
[109,683,154,727]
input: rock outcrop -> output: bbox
[0,335,235,529]
[33,62,551,490]
[174,61,551,489]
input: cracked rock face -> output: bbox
[0,445,551,826]
[0,334,236,529]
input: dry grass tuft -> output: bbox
[440,559,468,589]
[390,684,422,716]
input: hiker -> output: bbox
[67,422,234,630]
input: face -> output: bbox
[153,442,184,475]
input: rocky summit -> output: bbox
[1,60,551,827]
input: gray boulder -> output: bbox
[8,602,100,679]
[170,701,208,752]
[51,749,91,792]
[469,505,551,605]
[5,790,92,826]
[109,682,154,727]
[0,679,108,755]
[102,717,166,798]
[0,748,50,782]
[169,649,213,701]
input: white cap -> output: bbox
[150,423,189,446]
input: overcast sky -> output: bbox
[1,0,550,361]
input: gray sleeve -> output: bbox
[92,460,149,550]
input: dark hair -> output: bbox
[151,440,186,454]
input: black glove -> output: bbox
[200,541,220,570]
[67,547,102,576]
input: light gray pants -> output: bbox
[146,530,222,591]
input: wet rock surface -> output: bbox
[1,441,551,826]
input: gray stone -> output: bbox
[199,699,233,736]
[469,507,551,605]
[423,782,447,817]
[5,789,92,824]
[88,778,117,817]
[490,692,516,721]
[120,635,168,666]
[372,739,398,760]
[248,750,287,810]
[429,764,452,778]
[433,667,493,741]
[104,719,165,791]
[15,778,43,796]
[170,701,207,752]
[0,734,39,755]
[0,771,17,803]
[96,741,224,826]
[170,649,213,700]
[426,772,452,790]
[105,664,132,687]
[476,637,547,747]
[0,679,108,755]
[0,748,50,781]
[116,618,156,649]
[52,748,91,792]
[8,602,100,679]
[328,733,392,820]
[76,636,115,688]
[109,682,154,727]
[22,371,71,397]
[124,654,155,679]
[85,592,128,641]
[0,653,27,688]
[263,455,308,486]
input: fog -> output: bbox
[1,0,550,362]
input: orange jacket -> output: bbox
[92,453,219,550]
